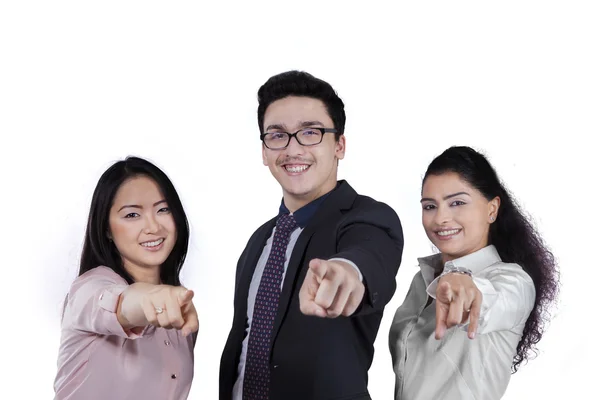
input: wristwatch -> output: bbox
[441,265,473,278]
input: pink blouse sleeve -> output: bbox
[63,266,149,338]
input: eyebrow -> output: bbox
[265,120,325,131]
[118,200,167,212]
[420,191,471,203]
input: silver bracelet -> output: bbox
[441,265,473,278]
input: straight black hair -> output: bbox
[79,156,189,285]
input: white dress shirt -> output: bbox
[389,245,535,400]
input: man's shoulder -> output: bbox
[349,192,398,217]
[338,188,403,235]
[332,180,390,210]
[353,192,382,207]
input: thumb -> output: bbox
[309,258,328,281]
[178,288,194,307]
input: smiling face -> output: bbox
[421,172,500,263]
[108,175,177,278]
[261,96,345,212]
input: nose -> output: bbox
[433,205,452,226]
[284,135,306,156]
[144,214,160,234]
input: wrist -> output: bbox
[441,265,473,279]
[329,259,363,282]
[116,291,136,329]
[118,284,150,328]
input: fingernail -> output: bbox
[468,332,475,339]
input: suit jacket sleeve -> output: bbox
[332,200,404,316]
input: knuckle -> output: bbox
[329,309,341,318]
[344,302,357,315]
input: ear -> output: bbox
[488,196,501,222]
[262,143,268,166]
[335,134,346,160]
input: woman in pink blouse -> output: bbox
[54,156,198,400]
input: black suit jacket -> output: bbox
[219,181,404,400]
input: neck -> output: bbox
[283,180,337,213]
[441,253,453,265]
[124,262,161,284]
[441,243,489,265]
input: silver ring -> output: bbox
[155,307,164,314]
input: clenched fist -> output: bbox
[118,283,199,337]
[299,259,365,318]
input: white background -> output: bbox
[1,1,598,399]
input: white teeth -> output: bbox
[142,238,164,247]
[437,229,460,236]
[285,165,309,173]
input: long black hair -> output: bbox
[423,146,560,372]
[79,156,189,286]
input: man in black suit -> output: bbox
[219,71,404,400]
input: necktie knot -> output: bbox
[276,213,298,236]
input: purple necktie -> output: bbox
[243,213,298,400]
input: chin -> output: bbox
[434,242,464,256]
[139,250,171,266]
[282,182,315,198]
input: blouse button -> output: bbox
[164,340,171,346]
[171,374,177,379]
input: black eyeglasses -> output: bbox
[260,127,338,150]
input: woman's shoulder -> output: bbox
[71,266,129,289]
[489,260,535,290]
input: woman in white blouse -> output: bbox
[389,146,560,400]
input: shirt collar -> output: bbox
[417,245,502,285]
[278,184,339,228]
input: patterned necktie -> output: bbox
[243,213,298,400]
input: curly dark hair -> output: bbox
[423,146,560,372]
